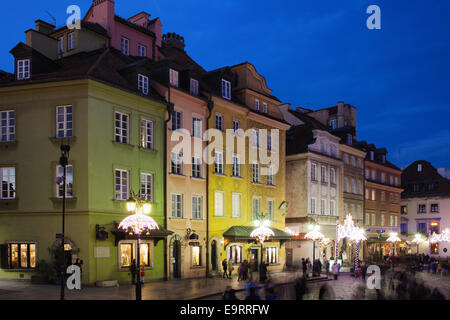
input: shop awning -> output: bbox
[223,226,292,242]
[111,223,173,246]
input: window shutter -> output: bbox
[0,244,8,269]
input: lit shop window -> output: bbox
[7,243,36,269]
[192,246,201,266]
[120,243,133,268]
[228,245,242,264]
[265,247,278,265]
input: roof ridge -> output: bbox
[87,48,110,76]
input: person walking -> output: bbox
[228,258,234,279]
[302,258,308,278]
[294,277,308,300]
[130,259,137,285]
[245,286,261,300]
[259,260,267,283]
[243,260,249,281]
[222,259,229,279]
[238,263,244,281]
[361,262,368,281]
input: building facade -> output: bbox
[401,160,450,258]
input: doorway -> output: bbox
[250,248,259,272]
[211,240,217,271]
[172,240,181,279]
[286,248,293,266]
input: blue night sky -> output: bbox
[1,0,449,169]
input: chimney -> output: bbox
[35,20,55,35]
[337,101,345,128]
[90,0,115,36]
[162,33,185,51]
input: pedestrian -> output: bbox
[431,260,437,274]
[318,283,335,300]
[265,287,279,300]
[317,259,322,276]
[223,286,239,300]
[430,288,445,300]
[259,260,267,283]
[238,263,244,281]
[307,258,312,277]
[74,258,83,289]
[245,286,261,300]
[333,262,340,280]
[243,260,249,280]
[244,277,256,296]
[130,259,137,285]
[222,259,229,279]
[228,258,234,279]
[324,259,330,277]
[294,277,308,300]
[361,262,367,281]
[302,258,308,278]
[140,266,145,285]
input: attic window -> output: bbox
[138,44,146,57]
[221,79,231,100]
[190,78,199,96]
[121,37,129,56]
[138,74,149,95]
[418,164,422,172]
[170,69,179,87]
[329,119,337,129]
[370,151,374,161]
[262,102,268,113]
[346,134,352,145]
[58,36,65,54]
[17,59,30,80]
[381,155,386,164]
[255,99,260,111]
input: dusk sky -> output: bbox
[1,0,449,169]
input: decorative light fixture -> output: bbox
[305,223,324,267]
[251,219,275,244]
[338,214,356,241]
[349,228,366,270]
[386,232,401,243]
[412,233,425,254]
[119,192,158,301]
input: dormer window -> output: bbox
[370,151,374,161]
[255,99,260,111]
[138,44,146,57]
[418,164,422,172]
[262,102,268,113]
[17,59,30,80]
[221,79,231,100]
[329,119,337,129]
[121,37,129,55]
[68,33,75,51]
[381,155,386,164]
[170,69,179,87]
[58,36,65,54]
[346,134,352,145]
[138,74,149,95]
[190,78,199,96]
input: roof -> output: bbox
[159,42,206,75]
[402,160,450,198]
[223,226,292,240]
[51,21,109,38]
[115,15,156,38]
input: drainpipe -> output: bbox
[163,84,174,281]
[205,97,214,278]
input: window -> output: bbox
[214,151,224,174]
[400,223,408,234]
[365,188,369,200]
[344,154,349,165]
[431,203,439,213]
[381,155,386,164]
[192,117,202,138]
[311,198,316,214]
[215,113,223,131]
[139,243,152,267]
[311,163,317,181]
[58,36,65,53]
[365,213,370,225]
[330,145,336,157]
[370,151,374,161]
[140,118,153,149]
[365,169,369,179]
[267,134,272,151]
[119,242,152,268]
[138,74,149,95]
[17,59,30,80]
[172,110,182,130]
[321,199,326,215]
[329,119,337,129]
[171,194,183,218]
[252,163,260,183]
[56,165,74,198]
[330,200,335,216]
[395,177,399,186]
[357,205,362,220]
[0,167,16,199]
[169,69,179,87]
[401,206,407,215]
[389,175,393,185]
[254,99,260,111]
[229,245,242,264]
[192,157,202,178]
[381,191,386,202]
[265,247,278,265]
[262,102,268,113]
[190,78,199,96]
[371,189,376,201]
[232,193,241,218]
[171,152,183,175]
[232,119,240,135]
[371,214,376,226]
[252,129,259,147]
[232,155,241,177]
[68,33,75,51]
[321,141,326,153]
[330,168,336,184]
[121,37,129,55]
[394,216,398,227]
[221,79,231,100]
[0,110,15,142]
[267,200,275,220]
[120,243,133,268]
[344,203,348,216]
[371,170,376,181]
[418,204,426,214]
[138,44,146,57]
[357,158,362,168]
[192,195,202,219]
[417,222,427,234]
[344,177,348,192]
[351,156,356,167]
[381,173,385,184]
[417,164,422,172]
[351,179,355,194]
[252,197,261,219]
[214,191,224,216]
[267,166,275,185]
[431,243,439,254]
[357,180,362,195]
[321,166,327,183]
[115,111,129,144]
[56,106,73,138]
[7,243,36,269]
[115,169,129,201]
[381,215,385,226]
[140,172,153,202]
[192,246,201,266]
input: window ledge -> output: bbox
[190,176,205,181]
[138,146,158,153]
[49,136,77,144]
[0,141,17,148]
[169,217,186,220]
[112,141,134,149]
[190,266,205,269]
[213,172,226,177]
[231,175,243,179]
[169,173,186,179]
[50,197,77,202]
[0,198,18,204]
[266,184,276,188]
[252,182,262,185]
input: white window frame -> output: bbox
[254,99,260,111]
[321,199,326,215]
[192,117,202,138]
[221,79,231,100]
[17,59,30,80]
[56,164,74,198]
[192,195,202,220]
[192,156,202,178]
[321,166,327,183]
[262,102,268,113]
[214,151,224,174]
[115,169,129,201]
[265,246,279,265]
[115,111,129,144]
[140,172,154,202]
[215,113,223,131]
[267,199,275,220]
[0,110,15,142]
[171,193,183,218]
[170,69,179,87]
[190,78,199,96]
[140,118,153,149]
[68,33,75,51]
[267,166,275,185]
[330,167,336,184]
[58,36,65,53]
[138,74,149,95]
[371,214,376,226]
[252,163,260,183]
[0,167,16,199]
[172,110,182,130]
[56,105,73,138]
[214,191,225,217]
[232,119,240,135]
[311,198,316,214]
[330,200,335,216]
[138,44,147,57]
[232,193,241,218]
[121,37,130,55]
[311,163,317,181]
[232,154,241,177]
[252,197,261,219]
[171,152,183,175]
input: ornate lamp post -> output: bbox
[412,233,425,255]
[386,232,401,256]
[250,218,274,281]
[305,223,324,264]
[119,192,159,300]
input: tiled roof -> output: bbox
[159,42,206,75]
[114,15,156,38]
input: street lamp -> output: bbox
[305,223,324,265]
[386,232,401,256]
[250,218,274,282]
[119,192,159,300]
[349,227,367,271]
[58,144,70,301]
[412,233,425,255]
